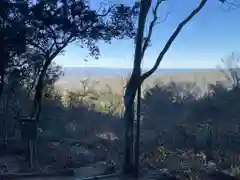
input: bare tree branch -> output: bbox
[46,25,60,50]
[218,52,240,87]
[220,0,240,12]
[140,0,163,60]
[29,42,48,56]
[97,4,114,17]
[223,0,240,8]
[156,11,170,24]
[141,0,208,82]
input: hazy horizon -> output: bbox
[62,67,218,77]
[63,66,218,70]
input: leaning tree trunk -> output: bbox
[31,73,44,121]
[30,58,51,168]
[134,84,141,177]
[29,72,44,168]
[123,73,140,175]
[31,58,52,121]
[123,0,151,177]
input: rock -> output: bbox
[68,143,94,164]
[74,161,112,178]
[38,141,69,167]
[207,161,217,170]
[38,141,95,168]
[0,163,8,173]
[148,168,181,180]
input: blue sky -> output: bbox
[54,0,240,69]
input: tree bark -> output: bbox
[0,67,4,98]
[123,74,139,175]
[0,49,8,99]
[30,57,52,168]
[123,0,151,177]
[134,84,141,177]
[31,59,50,121]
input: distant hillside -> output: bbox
[62,67,216,77]
[55,67,229,94]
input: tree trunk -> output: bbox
[30,58,51,168]
[122,0,151,176]
[0,30,4,98]
[31,58,51,121]
[0,70,4,98]
[0,51,8,98]
[31,72,44,121]
[134,85,141,177]
[123,73,139,176]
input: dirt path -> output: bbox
[3,162,123,180]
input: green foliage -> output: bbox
[2,0,240,175]
[1,0,138,123]
[0,0,29,57]
[2,71,240,175]
[28,0,137,59]
[0,0,31,97]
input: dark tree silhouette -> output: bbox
[25,0,138,121]
[1,0,138,169]
[0,0,30,97]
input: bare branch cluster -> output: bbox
[140,0,208,82]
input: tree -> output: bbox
[0,0,137,166]
[218,52,240,88]
[0,0,30,98]
[13,0,137,168]
[122,0,229,177]
[13,50,63,96]
[26,0,138,121]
